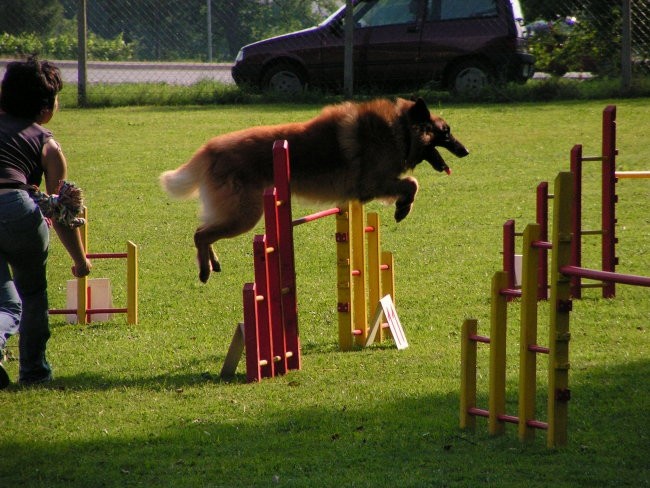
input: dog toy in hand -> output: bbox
[28,181,86,228]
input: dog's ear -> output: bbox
[409,98,431,123]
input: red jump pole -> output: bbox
[503,219,516,299]
[243,282,263,382]
[601,105,618,298]
[569,144,583,298]
[252,234,275,379]
[272,140,301,372]
[561,266,650,288]
[263,188,288,375]
[292,207,341,226]
[536,182,549,300]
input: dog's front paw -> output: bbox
[199,267,211,283]
[394,203,412,222]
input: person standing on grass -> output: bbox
[0,57,92,389]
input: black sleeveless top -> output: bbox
[0,112,52,186]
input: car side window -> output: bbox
[355,0,420,28]
[426,0,497,21]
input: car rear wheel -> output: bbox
[448,61,492,95]
[262,64,305,95]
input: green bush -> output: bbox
[527,10,621,76]
[0,32,43,57]
[86,32,136,61]
[0,31,136,61]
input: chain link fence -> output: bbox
[1,0,648,103]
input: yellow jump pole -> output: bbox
[548,172,574,448]
[126,240,138,325]
[615,170,650,179]
[349,201,368,346]
[380,251,395,301]
[518,223,542,442]
[460,318,479,431]
[336,205,354,351]
[366,212,382,343]
[379,250,395,344]
[76,206,89,325]
[488,270,509,436]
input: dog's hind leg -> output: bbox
[194,183,265,283]
[208,246,221,273]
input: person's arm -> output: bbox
[41,138,92,278]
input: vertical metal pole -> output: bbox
[344,0,354,98]
[621,0,632,92]
[206,0,213,62]
[77,0,87,107]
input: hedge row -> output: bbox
[0,32,135,61]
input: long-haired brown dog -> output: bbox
[160,97,468,282]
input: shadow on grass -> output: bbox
[2,359,648,487]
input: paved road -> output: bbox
[0,59,235,85]
[1,59,585,88]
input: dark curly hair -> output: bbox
[0,56,63,120]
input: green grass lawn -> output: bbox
[1,98,649,487]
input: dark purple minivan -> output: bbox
[232,0,535,95]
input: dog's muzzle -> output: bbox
[427,136,469,175]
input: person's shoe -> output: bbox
[0,362,9,390]
[18,373,52,387]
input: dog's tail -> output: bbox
[159,150,209,199]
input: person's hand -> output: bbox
[71,258,92,278]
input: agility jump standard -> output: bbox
[48,207,139,325]
[503,105,649,300]
[462,172,649,448]
[220,140,398,383]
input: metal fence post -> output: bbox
[77,0,87,107]
[622,0,632,92]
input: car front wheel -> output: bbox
[448,61,492,95]
[261,64,305,95]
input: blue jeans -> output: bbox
[0,189,51,382]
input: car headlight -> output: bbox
[235,49,245,63]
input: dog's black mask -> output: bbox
[427,125,470,174]
[409,98,469,174]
